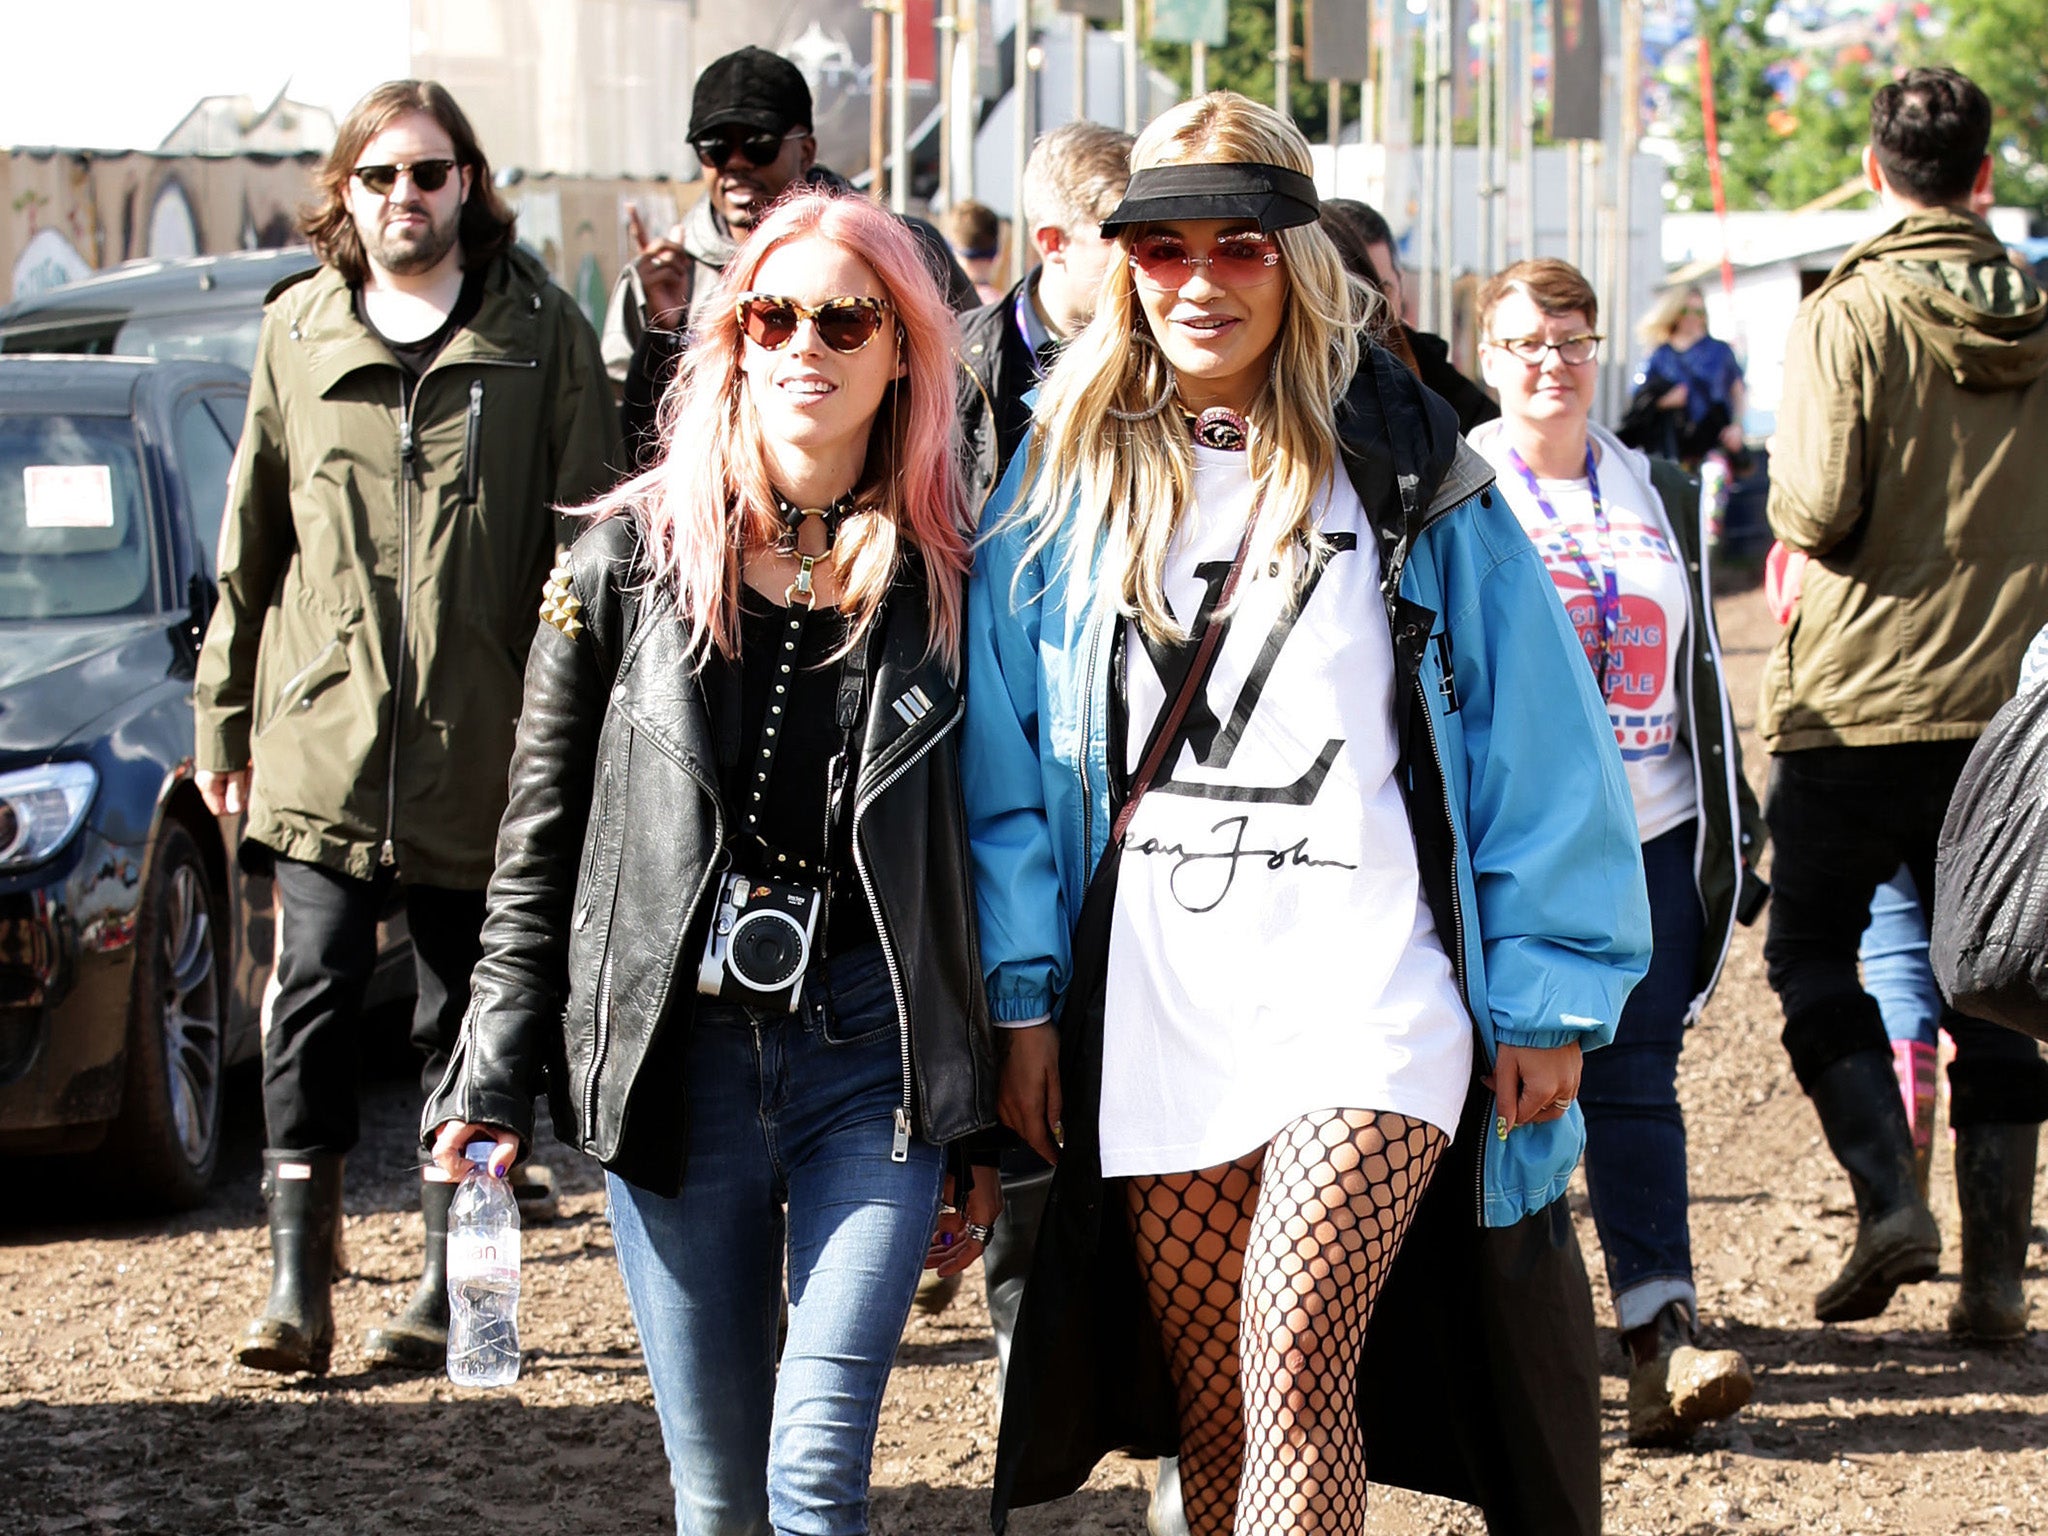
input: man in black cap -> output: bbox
[605,44,976,465]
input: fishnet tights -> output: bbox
[1127,1111,1445,1535]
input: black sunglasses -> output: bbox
[736,293,894,354]
[352,159,457,196]
[692,128,805,171]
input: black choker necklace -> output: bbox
[772,491,855,608]
[1185,406,1251,452]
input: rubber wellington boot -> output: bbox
[1948,1123,2039,1343]
[362,1171,458,1369]
[1808,1048,1941,1323]
[1624,1302,1754,1447]
[236,1150,344,1375]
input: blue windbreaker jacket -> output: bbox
[961,353,1652,1227]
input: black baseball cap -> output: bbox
[689,47,814,139]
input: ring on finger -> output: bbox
[1548,1097,1574,1110]
[963,1221,994,1244]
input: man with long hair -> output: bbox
[193,79,617,1377]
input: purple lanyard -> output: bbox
[1508,443,1619,696]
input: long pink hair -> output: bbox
[580,187,969,668]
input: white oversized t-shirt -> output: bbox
[1477,435,1697,843]
[1097,447,1475,1179]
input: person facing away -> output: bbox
[605,45,975,463]
[1763,64,2048,1342]
[965,90,1650,1536]
[1469,256,1765,1448]
[191,78,619,1379]
[957,118,1135,512]
[940,196,1007,306]
[423,187,1001,1536]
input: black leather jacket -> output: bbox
[421,514,997,1196]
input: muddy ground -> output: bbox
[5,583,2047,1535]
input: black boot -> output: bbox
[236,1150,343,1375]
[1949,1123,2039,1343]
[362,1173,457,1369]
[1807,1048,1941,1322]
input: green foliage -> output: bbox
[1140,1,1361,141]
[1944,0,2048,207]
[1664,0,1876,212]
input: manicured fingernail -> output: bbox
[940,1232,954,1247]
[1496,1116,1509,1141]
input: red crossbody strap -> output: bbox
[1109,514,1260,847]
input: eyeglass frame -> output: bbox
[734,292,897,354]
[692,127,809,171]
[350,159,460,197]
[1485,331,1605,367]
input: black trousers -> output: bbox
[262,857,486,1155]
[1763,742,2048,1127]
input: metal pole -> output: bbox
[890,0,910,212]
[1616,0,1641,416]
[1329,79,1342,159]
[870,3,890,205]
[1192,39,1209,96]
[1124,0,1141,133]
[1013,3,1034,280]
[1074,12,1089,121]
[938,0,956,206]
[1476,0,1494,278]
[1276,0,1291,115]
[1491,0,1508,271]
[1565,142,1582,269]
[1419,0,1439,333]
[955,0,978,200]
[1517,0,1535,258]
[1435,0,1452,335]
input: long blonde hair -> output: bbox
[1012,91,1372,643]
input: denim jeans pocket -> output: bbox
[813,944,896,1046]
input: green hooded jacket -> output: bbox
[194,245,620,886]
[1763,208,2048,752]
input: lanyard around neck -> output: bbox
[1507,442,1619,697]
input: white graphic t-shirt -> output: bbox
[1478,435,1697,843]
[1098,448,1474,1179]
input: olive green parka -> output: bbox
[194,245,620,886]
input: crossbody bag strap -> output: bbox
[1109,514,1259,847]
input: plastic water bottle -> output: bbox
[446,1141,521,1387]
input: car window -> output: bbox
[113,311,264,372]
[172,395,237,572]
[0,414,153,620]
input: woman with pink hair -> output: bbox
[423,186,1000,1532]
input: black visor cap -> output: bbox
[1099,161,1322,237]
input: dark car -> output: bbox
[0,354,404,1211]
[0,248,319,373]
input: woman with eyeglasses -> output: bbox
[421,187,999,1533]
[968,96,1651,1533]
[1471,258,1765,1448]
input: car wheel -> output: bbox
[101,821,226,1210]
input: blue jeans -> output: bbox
[1861,865,1942,1049]
[606,944,945,1536]
[1578,821,1701,1332]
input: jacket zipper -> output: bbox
[1078,607,1107,865]
[383,378,422,867]
[462,380,484,505]
[851,697,966,1162]
[584,951,614,1134]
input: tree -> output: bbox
[1141,1,1360,142]
[1945,0,2048,207]
[1665,0,1876,212]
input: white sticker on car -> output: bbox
[23,464,114,528]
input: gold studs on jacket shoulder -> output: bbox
[539,563,584,641]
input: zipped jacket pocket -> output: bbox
[257,638,348,738]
